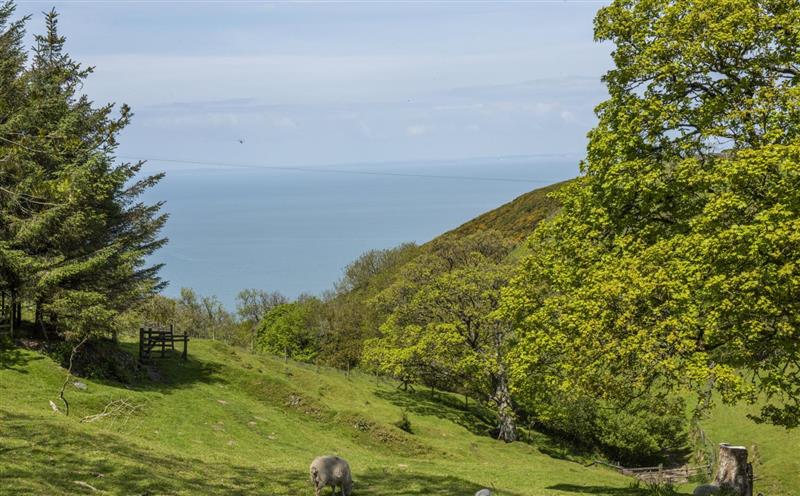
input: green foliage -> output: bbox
[256,300,320,362]
[315,183,562,375]
[595,397,688,464]
[395,410,413,434]
[438,180,564,243]
[316,243,419,370]
[628,480,679,496]
[0,4,166,341]
[236,289,286,324]
[124,288,254,348]
[503,0,800,433]
[365,231,520,442]
[44,338,140,383]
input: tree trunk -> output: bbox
[14,301,21,329]
[714,444,752,496]
[34,301,48,340]
[493,366,517,443]
[8,290,14,341]
[9,291,16,339]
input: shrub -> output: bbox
[45,339,141,384]
[395,410,413,434]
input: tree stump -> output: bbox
[714,444,752,496]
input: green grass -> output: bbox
[690,400,800,496]
[1,338,672,496]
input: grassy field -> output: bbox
[0,339,796,495]
[695,401,800,495]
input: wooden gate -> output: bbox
[138,324,188,363]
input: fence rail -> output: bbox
[596,460,712,485]
[138,324,188,363]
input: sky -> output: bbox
[14,1,615,306]
[17,0,613,169]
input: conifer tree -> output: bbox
[0,4,167,340]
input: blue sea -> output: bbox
[140,156,579,308]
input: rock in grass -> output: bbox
[72,381,87,390]
[475,489,493,496]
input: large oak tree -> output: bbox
[504,0,800,428]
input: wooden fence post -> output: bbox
[182,332,188,361]
[138,326,144,363]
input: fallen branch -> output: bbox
[73,480,100,492]
[57,335,89,416]
[80,399,143,424]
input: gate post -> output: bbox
[138,325,144,363]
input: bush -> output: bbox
[395,410,413,434]
[629,480,678,496]
[596,396,688,465]
[521,391,688,465]
[46,339,142,384]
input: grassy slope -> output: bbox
[433,180,800,495]
[1,340,655,496]
[431,180,565,246]
[694,401,800,495]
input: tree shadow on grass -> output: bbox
[0,344,40,373]
[0,410,516,496]
[85,341,231,394]
[373,388,495,438]
[546,483,680,495]
[356,468,522,496]
[0,410,305,495]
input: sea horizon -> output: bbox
[140,155,580,308]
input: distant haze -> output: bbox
[18,1,610,305]
[142,157,579,307]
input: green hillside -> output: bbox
[430,180,565,245]
[2,339,650,496]
[3,340,799,495]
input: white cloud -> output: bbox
[560,110,577,123]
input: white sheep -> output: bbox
[309,455,353,496]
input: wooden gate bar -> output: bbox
[138,323,189,364]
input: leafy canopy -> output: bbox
[503,0,800,427]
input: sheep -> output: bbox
[309,455,353,496]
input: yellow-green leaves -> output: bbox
[504,0,800,429]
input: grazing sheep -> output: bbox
[309,455,353,496]
[475,489,493,496]
[693,484,720,496]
